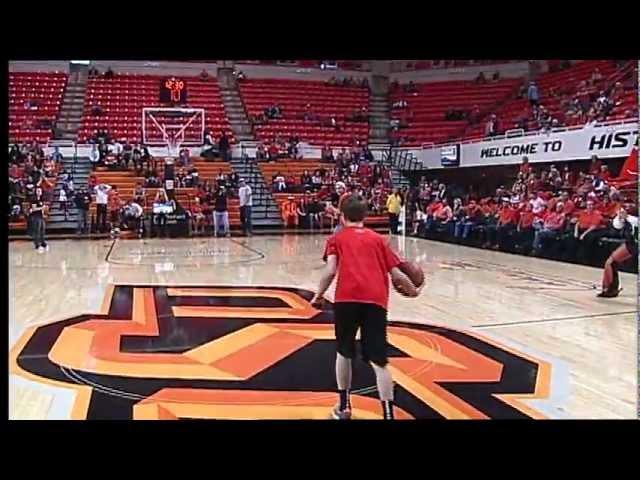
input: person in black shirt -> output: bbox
[74,188,92,235]
[218,132,230,162]
[213,186,230,237]
[29,189,48,251]
[597,208,638,298]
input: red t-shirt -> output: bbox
[499,207,520,225]
[577,210,604,229]
[324,227,402,310]
[519,211,536,229]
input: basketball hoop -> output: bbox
[142,108,205,156]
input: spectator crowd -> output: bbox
[404,155,637,266]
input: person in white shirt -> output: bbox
[89,144,100,170]
[94,183,112,233]
[58,188,69,220]
[238,178,253,236]
[274,174,287,192]
[530,191,547,215]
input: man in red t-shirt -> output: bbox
[532,201,566,254]
[310,195,416,420]
[486,199,520,249]
[571,200,606,262]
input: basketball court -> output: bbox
[9,235,637,419]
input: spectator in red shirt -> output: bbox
[598,194,621,219]
[487,199,521,249]
[598,164,612,182]
[516,202,537,252]
[430,197,454,232]
[571,200,606,263]
[190,197,206,235]
[532,202,566,254]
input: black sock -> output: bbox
[338,389,351,410]
[381,400,394,420]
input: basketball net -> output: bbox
[163,130,183,158]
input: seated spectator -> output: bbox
[519,156,532,177]
[281,195,299,227]
[267,143,280,162]
[486,198,521,250]
[256,143,267,161]
[532,201,566,255]
[190,197,206,235]
[216,170,228,189]
[321,145,334,162]
[475,72,487,84]
[300,170,313,191]
[568,200,607,263]
[273,172,287,192]
[119,199,144,236]
[199,69,210,81]
[104,67,115,79]
[491,71,500,82]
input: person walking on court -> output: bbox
[311,195,416,420]
[386,188,403,235]
[238,178,253,236]
[94,183,112,233]
[74,187,92,235]
[29,188,48,252]
[213,186,231,237]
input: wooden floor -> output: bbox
[9,235,637,419]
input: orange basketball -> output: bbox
[392,261,425,298]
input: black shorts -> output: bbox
[334,302,388,367]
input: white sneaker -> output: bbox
[45,245,50,252]
[38,246,45,253]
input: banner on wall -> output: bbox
[415,121,639,169]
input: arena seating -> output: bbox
[91,159,241,228]
[464,60,637,139]
[272,192,389,229]
[238,78,369,146]
[78,75,235,144]
[389,78,522,146]
[9,72,68,143]
[258,160,326,190]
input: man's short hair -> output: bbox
[341,194,368,222]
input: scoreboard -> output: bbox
[160,77,188,105]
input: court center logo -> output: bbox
[11,285,557,419]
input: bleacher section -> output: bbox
[260,161,390,229]
[9,72,68,143]
[465,60,638,139]
[91,160,242,229]
[78,75,235,144]
[238,79,369,146]
[389,78,521,146]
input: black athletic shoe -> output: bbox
[597,288,622,298]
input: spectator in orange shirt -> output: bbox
[486,198,520,249]
[570,200,606,263]
[516,202,537,252]
[190,197,206,235]
[454,199,483,240]
[281,195,299,227]
[532,202,566,254]
[108,187,123,229]
[598,193,620,219]
[424,198,444,231]
[428,197,453,233]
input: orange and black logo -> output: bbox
[11,285,556,419]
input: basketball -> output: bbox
[392,261,425,297]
